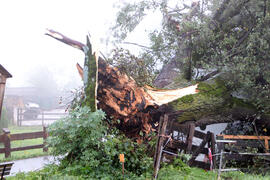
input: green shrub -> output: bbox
[47,106,153,179]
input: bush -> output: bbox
[47,106,153,179]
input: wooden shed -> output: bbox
[0,65,12,120]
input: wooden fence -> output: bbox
[216,134,270,165]
[0,127,48,158]
[17,108,67,126]
[215,134,270,177]
[217,134,269,153]
[153,112,216,179]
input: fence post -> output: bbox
[43,126,48,152]
[3,128,11,158]
[210,132,216,169]
[186,123,195,154]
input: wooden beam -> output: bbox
[0,76,7,121]
[218,135,270,140]
[153,114,169,179]
[186,123,195,154]
[188,131,211,166]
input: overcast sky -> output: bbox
[0,0,174,90]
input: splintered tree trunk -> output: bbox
[45,29,198,138]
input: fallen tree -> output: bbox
[46,27,270,139]
[45,29,199,139]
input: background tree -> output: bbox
[112,0,270,113]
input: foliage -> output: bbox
[112,0,159,41]
[112,0,270,113]
[108,48,158,86]
[47,106,153,179]
[82,36,97,112]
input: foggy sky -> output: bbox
[0,0,163,89]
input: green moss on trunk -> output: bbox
[169,79,256,123]
[82,37,97,112]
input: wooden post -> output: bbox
[217,150,223,180]
[0,76,7,121]
[210,132,216,169]
[154,114,169,179]
[3,128,11,158]
[265,138,269,153]
[43,126,48,152]
[186,123,195,154]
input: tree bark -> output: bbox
[46,30,199,138]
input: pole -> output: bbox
[0,76,7,121]
[217,150,223,180]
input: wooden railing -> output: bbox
[0,127,48,158]
[217,134,270,152]
[153,113,216,179]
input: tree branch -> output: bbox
[45,29,86,52]
[197,70,220,81]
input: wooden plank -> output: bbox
[192,160,211,170]
[218,135,270,140]
[0,163,13,168]
[171,122,207,139]
[186,123,195,154]
[167,140,208,155]
[10,131,43,141]
[154,114,169,179]
[194,130,207,139]
[3,129,11,158]
[210,132,216,169]
[0,148,5,153]
[0,167,12,172]
[153,116,164,168]
[188,132,211,166]
[11,144,43,152]
[43,126,48,152]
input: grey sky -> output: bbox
[0,0,119,88]
[0,0,165,89]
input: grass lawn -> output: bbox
[0,126,51,162]
[158,166,270,180]
[6,165,270,180]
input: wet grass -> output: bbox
[158,167,270,180]
[6,165,270,180]
[0,126,51,162]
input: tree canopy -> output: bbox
[112,0,270,113]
